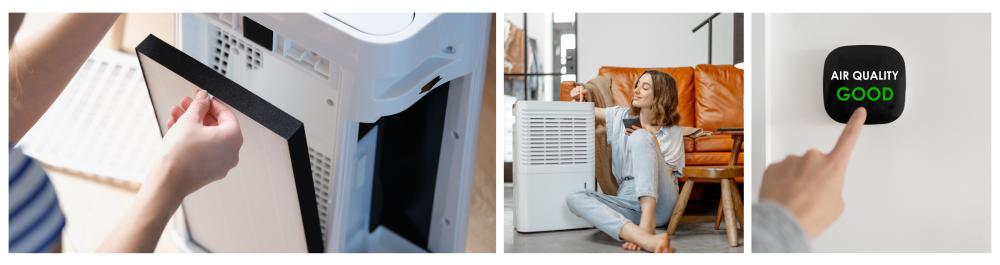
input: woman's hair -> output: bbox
[629,69,681,127]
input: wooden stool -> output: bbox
[715,177,743,230]
[668,167,744,247]
[667,131,744,247]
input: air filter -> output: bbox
[135,34,322,253]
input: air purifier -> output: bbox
[512,101,595,232]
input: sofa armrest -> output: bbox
[559,81,579,101]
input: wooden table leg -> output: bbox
[714,195,723,230]
[667,179,695,235]
[721,178,739,247]
[729,136,743,167]
[729,179,744,229]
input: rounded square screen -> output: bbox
[823,45,905,124]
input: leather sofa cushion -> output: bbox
[694,64,744,132]
[560,81,577,102]
[693,135,745,152]
[597,66,696,128]
[684,137,694,153]
[685,152,744,166]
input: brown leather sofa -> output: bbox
[560,65,743,194]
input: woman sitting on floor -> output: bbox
[566,69,685,253]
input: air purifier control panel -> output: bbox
[823,45,905,124]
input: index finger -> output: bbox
[829,107,866,162]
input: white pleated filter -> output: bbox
[138,51,309,253]
[17,48,161,184]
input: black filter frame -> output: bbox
[823,45,906,124]
[135,34,323,253]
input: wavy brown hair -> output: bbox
[629,70,681,127]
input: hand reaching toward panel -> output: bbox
[570,85,588,102]
[759,107,866,239]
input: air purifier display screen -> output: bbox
[823,45,906,124]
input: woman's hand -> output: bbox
[151,89,243,198]
[624,125,640,136]
[98,89,242,252]
[570,85,588,102]
[758,107,865,240]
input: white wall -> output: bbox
[750,13,766,198]
[757,13,990,252]
[577,13,734,80]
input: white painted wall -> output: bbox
[757,13,990,252]
[750,13,766,199]
[577,13,734,80]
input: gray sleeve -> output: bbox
[751,200,812,253]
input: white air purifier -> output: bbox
[512,101,596,233]
[171,13,491,253]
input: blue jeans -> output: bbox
[565,129,680,241]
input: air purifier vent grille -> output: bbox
[514,103,595,166]
[210,25,263,76]
[307,147,333,246]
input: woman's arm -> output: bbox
[570,85,605,123]
[95,166,183,252]
[8,13,120,143]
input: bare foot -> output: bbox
[637,233,673,253]
[652,234,673,253]
[618,222,673,253]
[622,241,640,251]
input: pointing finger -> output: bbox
[829,107,866,163]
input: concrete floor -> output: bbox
[504,183,743,253]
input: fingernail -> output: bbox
[196,90,208,99]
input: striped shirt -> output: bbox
[9,145,65,253]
